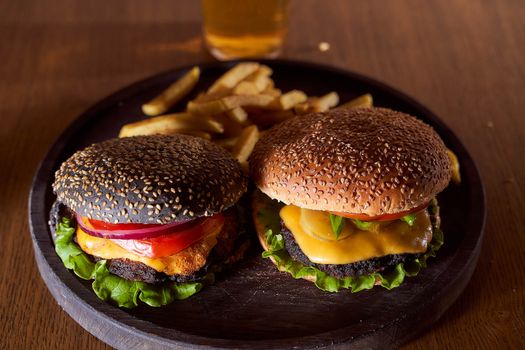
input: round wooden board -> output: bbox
[29,60,485,349]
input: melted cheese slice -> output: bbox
[280,205,432,264]
[76,227,221,275]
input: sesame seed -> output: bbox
[249,107,450,215]
[52,135,247,223]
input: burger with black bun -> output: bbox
[250,107,451,292]
[50,134,248,307]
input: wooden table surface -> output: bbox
[1,0,523,348]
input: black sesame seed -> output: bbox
[52,135,247,223]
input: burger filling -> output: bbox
[279,205,432,266]
[51,201,245,284]
[76,214,225,276]
[280,222,420,278]
[255,190,443,291]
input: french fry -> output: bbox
[252,76,272,92]
[180,130,212,140]
[226,106,249,123]
[293,99,313,115]
[214,136,239,150]
[142,67,200,116]
[261,83,281,97]
[231,125,260,163]
[447,149,461,184]
[187,94,275,115]
[193,89,232,103]
[223,94,276,109]
[233,81,260,95]
[249,110,295,128]
[338,93,373,109]
[119,113,223,137]
[293,92,340,114]
[251,65,273,78]
[208,62,260,93]
[187,99,228,115]
[244,65,273,92]
[212,113,245,137]
[272,90,307,110]
[312,92,339,112]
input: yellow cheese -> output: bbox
[280,205,432,264]
[76,227,220,276]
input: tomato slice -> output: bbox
[330,202,429,221]
[110,214,225,259]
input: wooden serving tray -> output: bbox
[29,60,485,349]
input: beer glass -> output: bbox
[201,0,290,59]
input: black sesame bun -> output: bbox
[53,135,247,224]
[50,134,250,297]
[249,107,451,216]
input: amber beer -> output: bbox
[201,0,290,59]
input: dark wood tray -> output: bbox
[29,60,485,349]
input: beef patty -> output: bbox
[280,220,422,278]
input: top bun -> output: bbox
[250,107,451,216]
[53,135,247,224]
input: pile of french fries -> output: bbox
[119,62,373,172]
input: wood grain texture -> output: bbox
[1,0,524,349]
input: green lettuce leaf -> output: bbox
[329,213,345,239]
[401,213,417,226]
[260,198,444,293]
[55,217,96,280]
[54,217,210,308]
[352,219,372,231]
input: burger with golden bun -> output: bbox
[250,107,451,292]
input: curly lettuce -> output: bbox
[260,198,444,293]
[54,217,211,308]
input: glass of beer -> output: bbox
[201,0,290,60]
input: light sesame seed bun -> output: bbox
[53,135,247,224]
[249,107,451,216]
